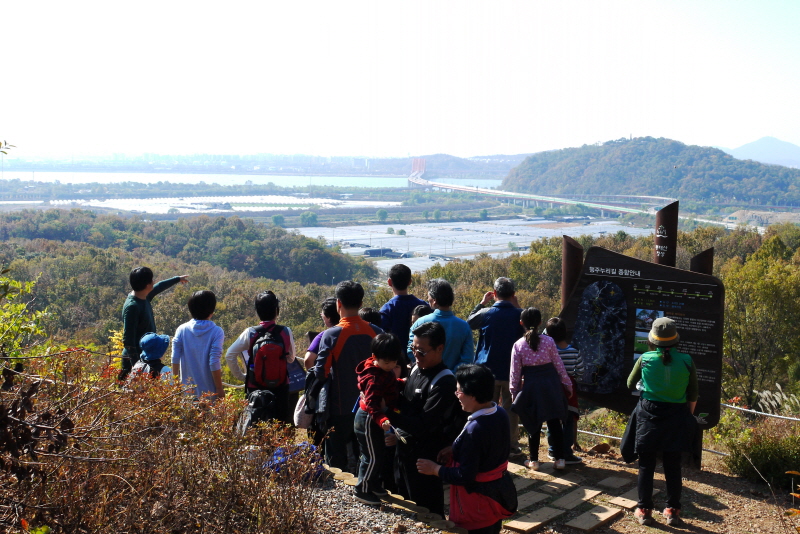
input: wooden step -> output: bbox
[551,487,602,510]
[539,476,579,494]
[564,505,624,532]
[608,487,659,509]
[516,491,548,510]
[504,507,564,533]
[596,476,633,489]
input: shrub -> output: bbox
[724,418,800,489]
[0,350,321,533]
[578,408,628,447]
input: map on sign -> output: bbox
[560,247,724,428]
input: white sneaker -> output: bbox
[554,459,566,470]
[524,460,541,471]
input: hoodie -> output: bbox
[172,319,225,399]
[356,355,401,427]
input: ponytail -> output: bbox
[660,347,673,365]
[520,307,542,352]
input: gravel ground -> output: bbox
[310,448,794,534]
[311,478,440,534]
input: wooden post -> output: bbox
[653,201,679,266]
[561,236,584,311]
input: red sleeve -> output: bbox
[361,372,390,426]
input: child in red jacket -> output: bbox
[353,333,403,504]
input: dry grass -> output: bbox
[0,349,321,534]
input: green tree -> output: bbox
[271,214,285,227]
[300,211,318,227]
[377,209,388,222]
[397,229,406,236]
[508,242,519,251]
[0,269,45,359]
[721,236,800,407]
[423,210,430,220]
[386,227,394,234]
[433,209,441,221]
[479,208,488,220]
[448,211,454,221]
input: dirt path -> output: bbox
[509,448,790,534]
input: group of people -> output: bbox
[120,264,698,532]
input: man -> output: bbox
[120,266,188,381]
[467,277,524,455]
[407,278,473,371]
[225,290,296,422]
[379,263,427,344]
[312,281,382,469]
[388,321,458,517]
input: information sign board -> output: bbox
[560,246,723,428]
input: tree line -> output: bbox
[2,209,799,408]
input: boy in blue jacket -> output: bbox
[171,290,225,401]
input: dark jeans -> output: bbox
[638,450,682,510]
[325,412,357,471]
[354,408,387,494]
[522,418,564,462]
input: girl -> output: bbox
[509,308,572,470]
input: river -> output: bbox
[0,171,503,189]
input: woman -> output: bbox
[509,308,572,470]
[416,364,517,534]
[303,297,340,370]
[624,317,697,527]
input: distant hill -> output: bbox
[721,136,800,168]
[368,153,533,177]
[501,137,800,205]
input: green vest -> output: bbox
[640,348,693,404]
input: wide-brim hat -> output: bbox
[648,317,679,347]
[140,332,170,361]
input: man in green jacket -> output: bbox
[120,266,188,380]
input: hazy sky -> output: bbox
[2,1,799,159]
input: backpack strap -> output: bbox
[429,368,454,391]
[409,365,454,392]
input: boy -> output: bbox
[129,332,172,380]
[225,290,296,423]
[544,317,584,464]
[380,264,427,346]
[353,333,403,504]
[120,266,188,380]
[171,290,225,401]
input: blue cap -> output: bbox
[140,333,170,362]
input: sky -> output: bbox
[2,1,800,159]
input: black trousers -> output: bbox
[468,519,502,534]
[354,408,387,494]
[396,444,445,517]
[521,418,564,462]
[637,449,682,510]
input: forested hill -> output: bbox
[0,210,375,285]
[501,137,800,205]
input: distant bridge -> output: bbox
[407,158,672,216]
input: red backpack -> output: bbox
[246,324,288,391]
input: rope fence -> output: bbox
[571,404,800,458]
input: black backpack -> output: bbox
[235,389,279,435]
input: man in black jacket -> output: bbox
[387,321,458,517]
